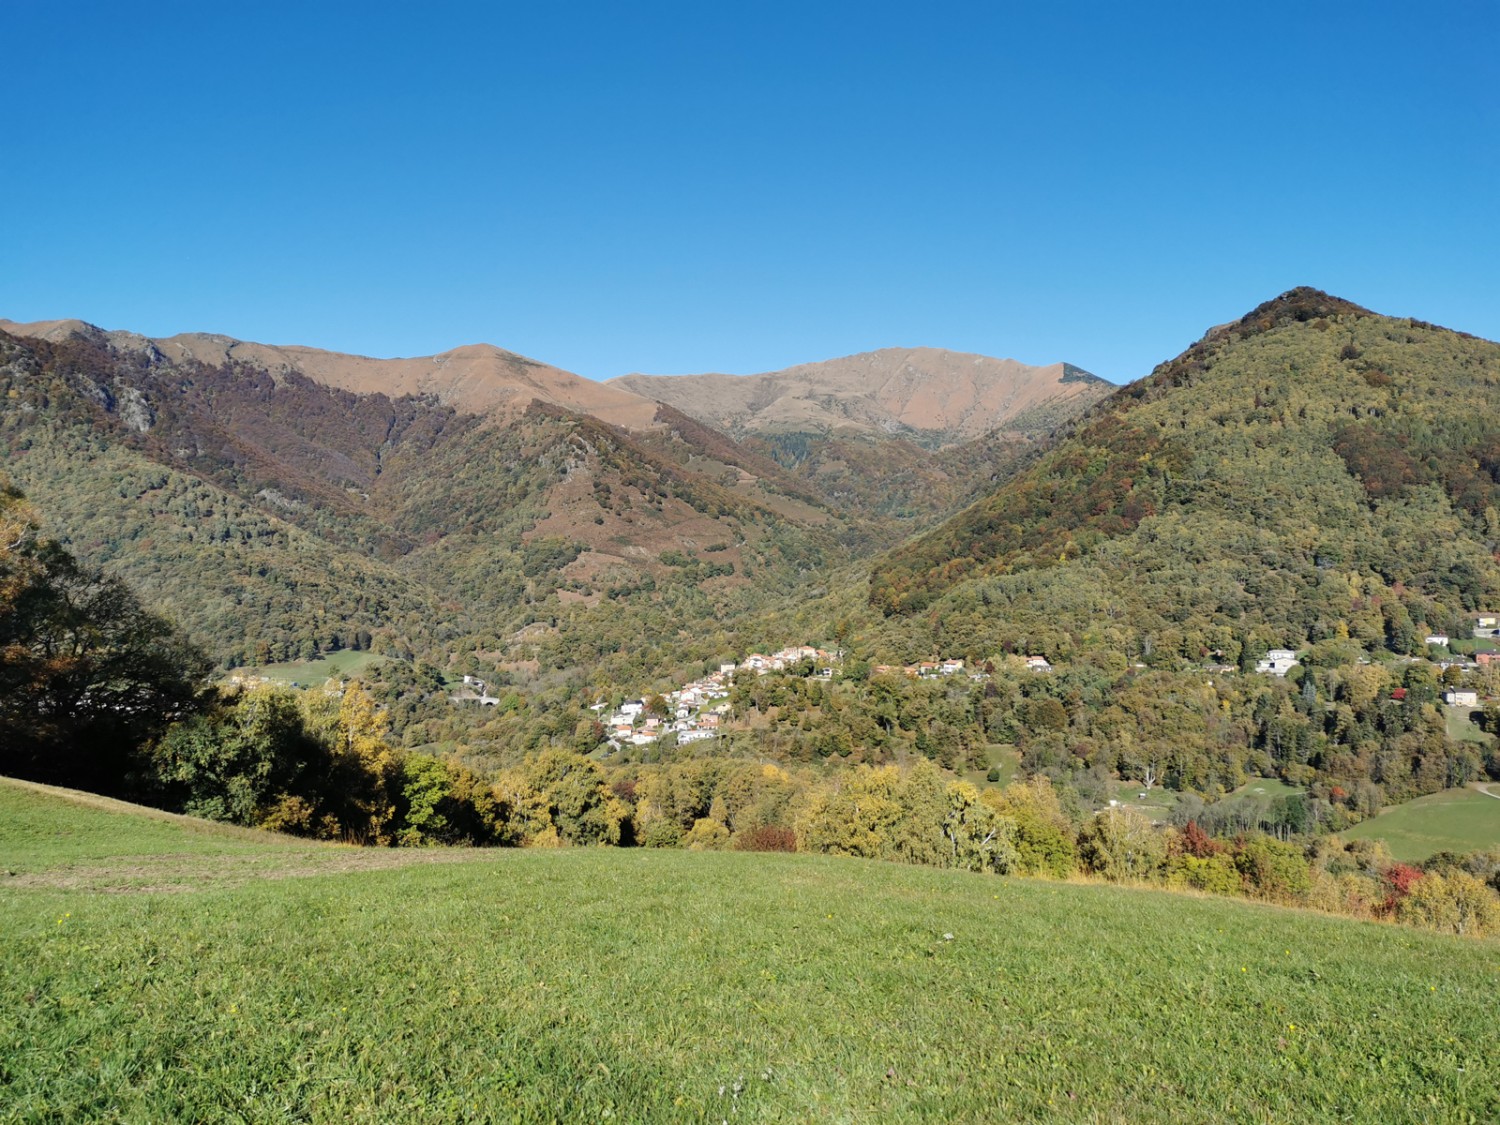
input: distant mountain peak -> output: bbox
[609,347,1112,445]
[1060,363,1105,384]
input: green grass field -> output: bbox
[3,779,1499,1123]
[1343,784,1500,862]
[244,649,387,687]
[1097,780,1180,822]
[1444,707,1492,745]
[1446,637,1499,655]
[1231,777,1306,801]
[963,745,1019,790]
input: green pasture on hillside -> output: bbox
[962,745,1019,790]
[1344,784,1500,862]
[2,779,1498,1123]
[1446,638,1499,655]
[1444,706,1491,745]
[243,650,387,687]
[1231,777,1306,801]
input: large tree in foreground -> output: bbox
[0,478,208,792]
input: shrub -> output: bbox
[1170,853,1242,896]
[1397,872,1500,936]
[1382,862,1426,913]
[1078,807,1166,882]
[683,817,730,851]
[1234,836,1313,902]
[636,818,683,848]
[734,825,797,852]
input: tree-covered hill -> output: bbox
[0,325,865,668]
[0,321,1073,680]
[868,288,1500,664]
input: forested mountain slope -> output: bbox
[0,326,844,667]
[869,289,1500,664]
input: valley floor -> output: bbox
[2,779,1497,1123]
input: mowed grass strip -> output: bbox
[1,784,1497,1122]
[1344,784,1500,862]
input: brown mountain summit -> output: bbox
[608,347,1110,445]
[0,321,1109,448]
[0,319,660,430]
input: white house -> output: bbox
[1026,656,1052,672]
[1426,634,1451,647]
[1256,649,1299,677]
[1445,690,1479,707]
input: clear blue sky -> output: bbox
[4,1,1496,383]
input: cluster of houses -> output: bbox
[1252,614,1500,714]
[595,645,839,752]
[873,658,970,678]
[740,646,837,678]
[870,655,1049,678]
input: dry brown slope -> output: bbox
[0,319,660,429]
[609,347,1110,444]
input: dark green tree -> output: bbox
[1,480,208,792]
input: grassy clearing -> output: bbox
[1444,707,1492,745]
[1231,777,1306,801]
[1446,637,1499,655]
[962,745,1019,790]
[1343,785,1500,862]
[1101,779,1182,821]
[2,782,1499,1122]
[246,649,387,686]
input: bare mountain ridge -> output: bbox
[0,318,661,430]
[1,321,1108,447]
[609,347,1112,445]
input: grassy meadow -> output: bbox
[3,779,1499,1123]
[1231,777,1306,801]
[246,650,387,687]
[1344,784,1500,862]
[961,745,1020,791]
[1443,706,1491,746]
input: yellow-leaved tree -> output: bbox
[296,680,402,844]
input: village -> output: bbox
[583,646,1057,753]
[442,615,1500,763]
[592,645,836,751]
[1249,616,1500,711]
